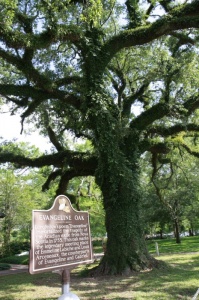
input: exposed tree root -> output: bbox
[89,254,166,277]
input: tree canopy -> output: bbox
[0,0,199,275]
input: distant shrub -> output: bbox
[92,239,102,247]
[12,241,30,254]
[0,255,29,265]
[0,263,11,270]
[0,241,30,258]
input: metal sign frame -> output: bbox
[29,195,93,274]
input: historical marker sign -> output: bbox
[29,195,93,274]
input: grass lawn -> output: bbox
[147,236,199,255]
[0,236,199,300]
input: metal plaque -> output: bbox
[29,195,93,274]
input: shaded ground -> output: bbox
[0,253,103,276]
[0,253,199,299]
[0,264,29,276]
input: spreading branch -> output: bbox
[103,1,199,64]
[149,123,199,136]
[130,102,170,130]
[0,149,97,170]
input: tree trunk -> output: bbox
[189,228,194,236]
[189,221,194,236]
[100,200,156,275]
[88,92,159,275]
[94,148,159,275]
[174,218,181,244]
[2,217,12,256]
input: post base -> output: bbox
[58,292,80,300]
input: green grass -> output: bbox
[0,252,199,299]
[0,236,199,299]
[1,235,197,266]
[94,235,199,255]
[147,236,199,254]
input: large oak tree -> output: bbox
[0,0,199,274]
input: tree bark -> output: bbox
[93,146,159,275]
[2,218,12,256]
[174,218,181,244]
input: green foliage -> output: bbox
[0,241,30,258]
[80,0,103,27]
[0,144,55,256]
[0,255,29,265]
[140,149,199,239]
[0,263,11,270]
[0,0,17,29]
[67,176,105,237]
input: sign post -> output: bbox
[29,195,93,299]
[58,269,80,300]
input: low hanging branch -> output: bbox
[0,149,97,170]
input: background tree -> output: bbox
[0,0,199,274]
[0,143,52,256]
[67,175,105,237]
[145,146,199,243]
[140,171,171,239]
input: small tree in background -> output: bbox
[0,144,52,256]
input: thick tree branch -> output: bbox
[1,2,198,68]
[147,123,199,137]
[159,0,173,13]
[15,11,35,62]
[181,143,199,158]
[0,84,50,104]
[37,105,62,151]
[169,32,195,46]
[103,1,199,64]
[184,93,199,114]
[15,10,36,32]
[0,149,97,171]
[42,162,96,194]
[55,76,82,87]
[1,47,73,92]
[47,125,64,152]
[20,92,81,121]
[56,166,96,195]
[0,84,82,120]
[108,65,127,109]
[123,83,149,118]
[0,48,52,88]
[130,91,199,132]
[0,24,81,50]
[42,169,62,191]
[125,0,142,28]
[139,140,170,155]
[130,102,170,130]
